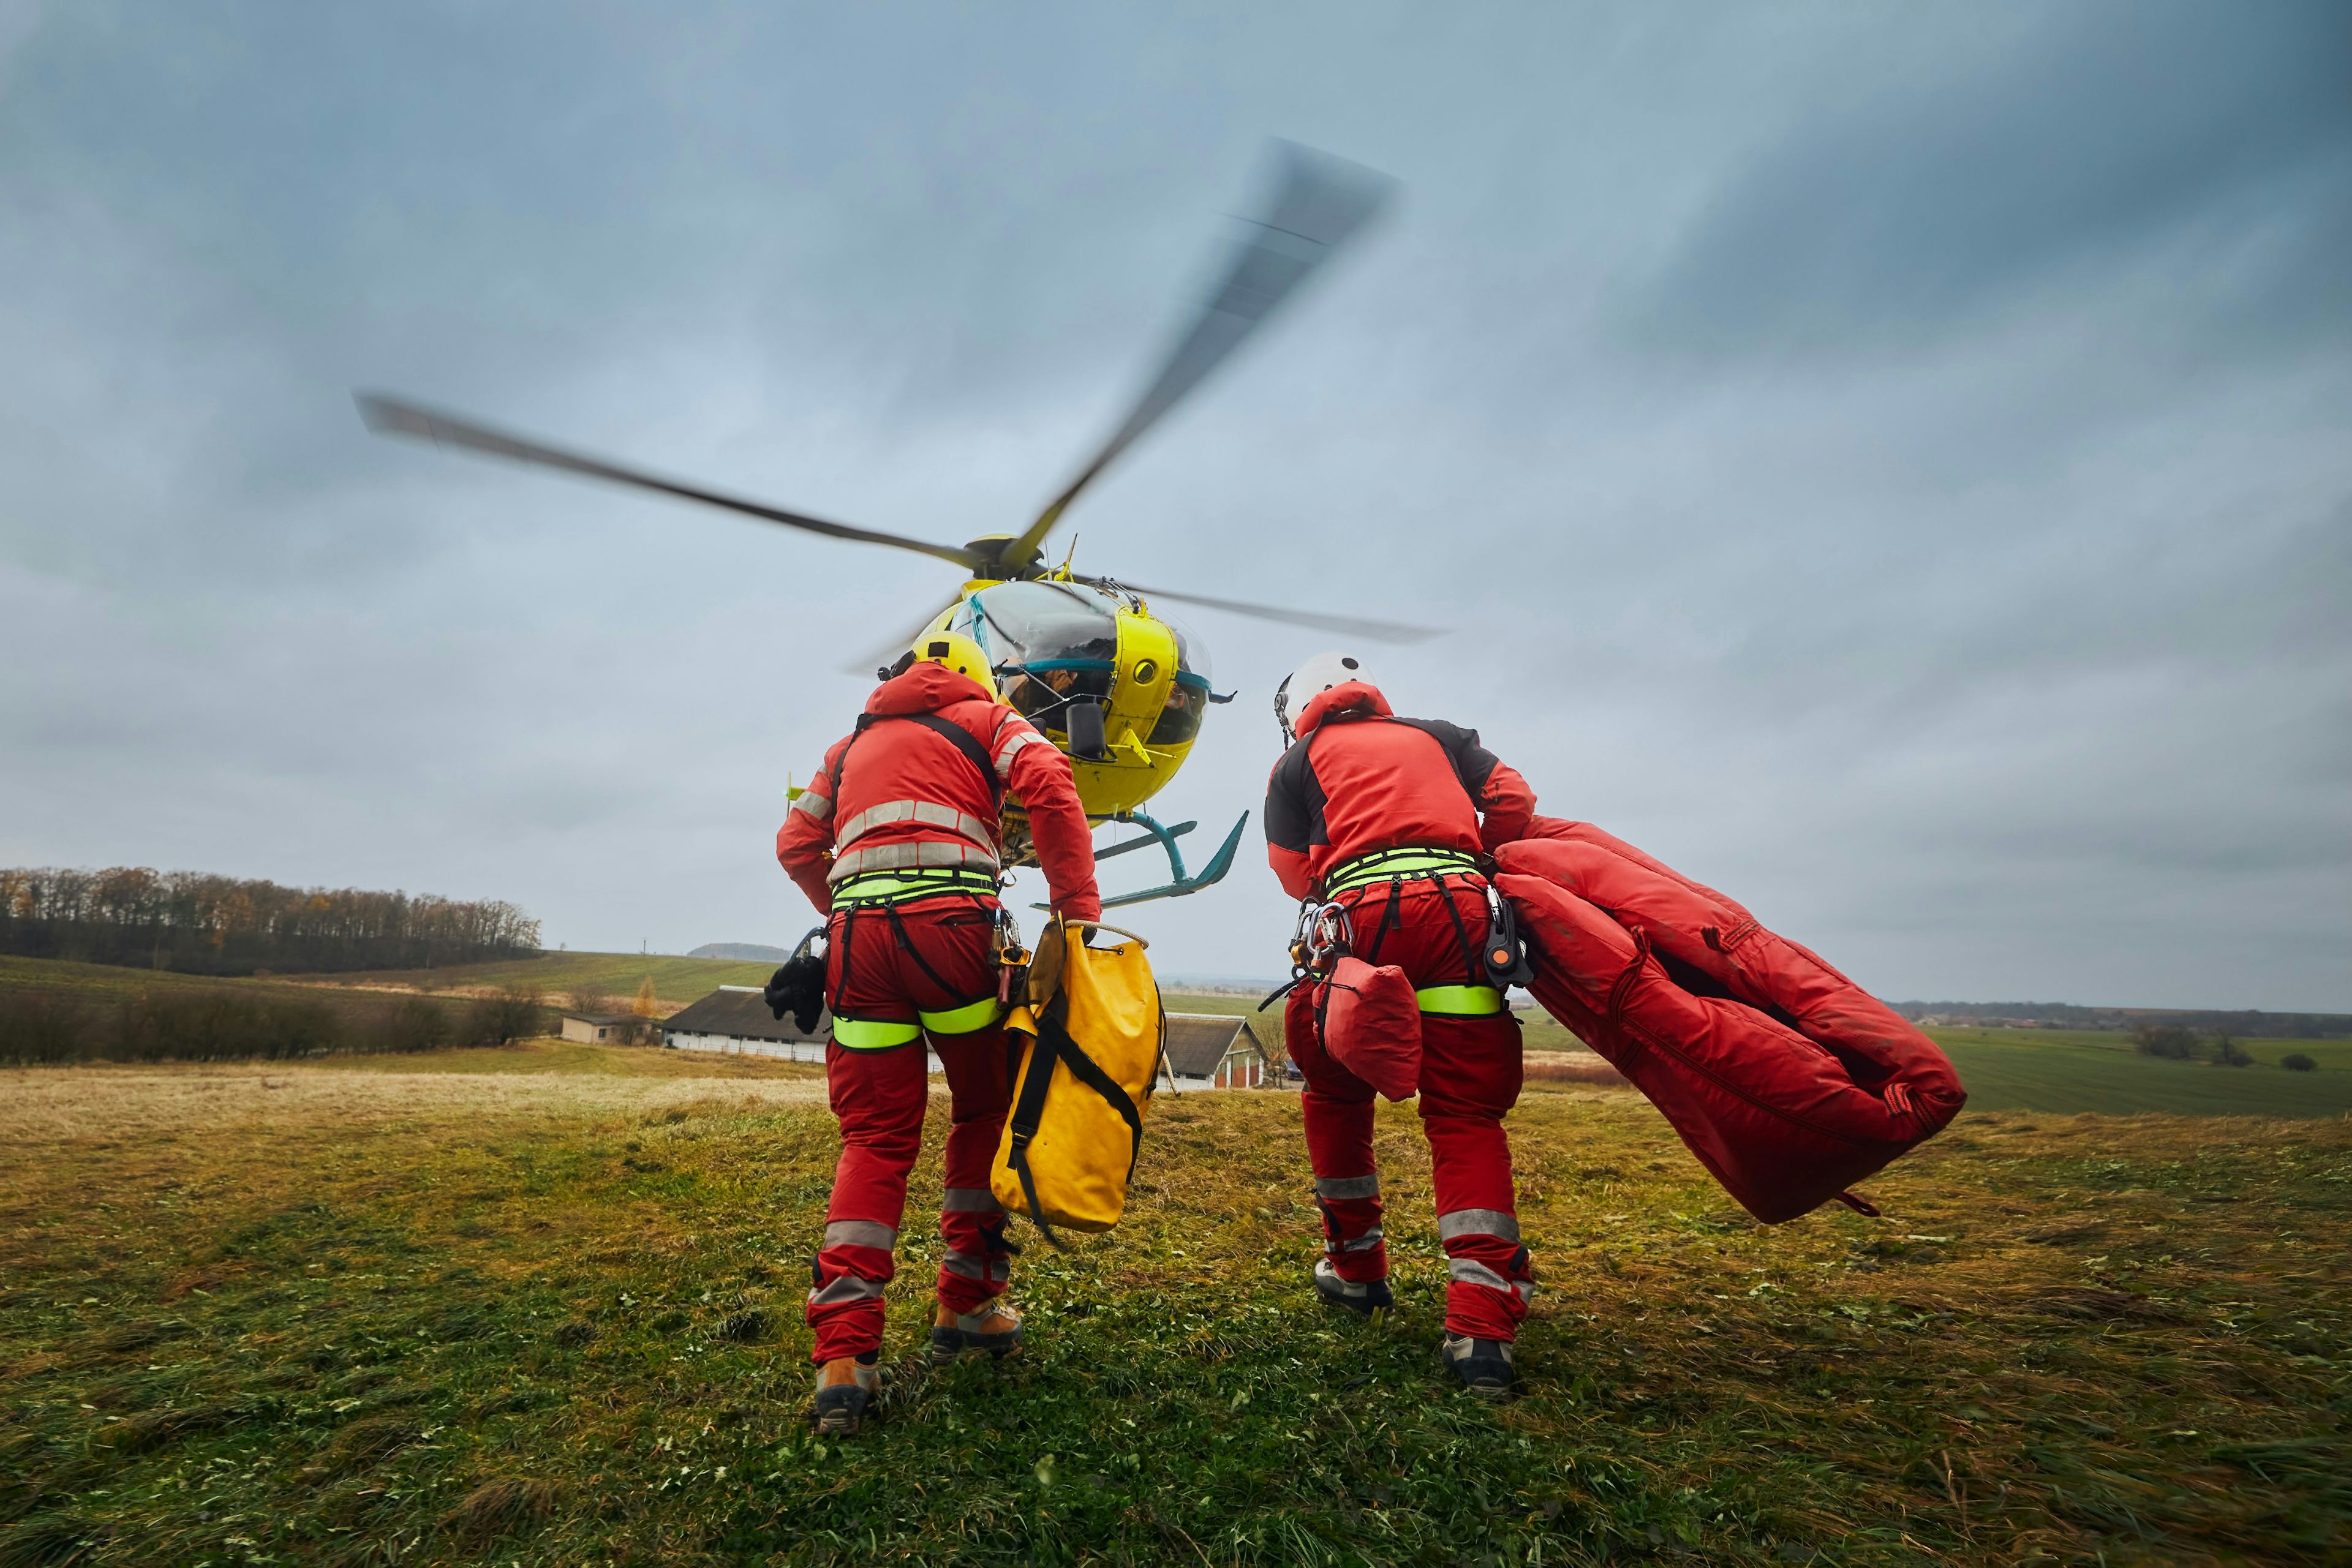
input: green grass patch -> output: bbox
[1926,1030,2352,1117]
[310,952,777,1007]
[2,1048,2345,1564]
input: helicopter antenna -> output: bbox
[995,141,1395,572]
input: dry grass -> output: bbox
[0,1049,2345,1566]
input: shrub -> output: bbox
[0,990,89,1064]
[464,987,546,1047]
[2209,1035,2252,1068]
[2130,1023,2201,1060]
[114,991,343,1063]
[2281,1052,2318,1072]
[370,997,453,1054]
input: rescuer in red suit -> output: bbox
[1264,652,1538,1397]
[778,631,1100,1433]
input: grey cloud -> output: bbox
[1630,1,2352,354]
[3,2,2346,1008]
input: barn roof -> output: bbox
[1161,1013,1265,1077]
[661,986,828,1044]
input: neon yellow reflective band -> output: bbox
[1324,849,1480,895]
[918,996,1005,1035]
[832,1017,923,1050]
[1415,985,1504,1017]
[833,870,998,905]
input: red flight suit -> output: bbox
[1264,680,1539,1342]
[778,662,1099,1363]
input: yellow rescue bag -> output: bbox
[990,921,1164,1246]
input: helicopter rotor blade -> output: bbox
[836,596,967,678]
[356,394,988,571]
[998,142,1395,571]
[1074,575,1442,645]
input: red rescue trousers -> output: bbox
[1284,873,1534,1342]
[807,894,1015,1364]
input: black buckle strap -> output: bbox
[1003,989,1147,1253]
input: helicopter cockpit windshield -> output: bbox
[950,581,1214,749]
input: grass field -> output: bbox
[11,950,2346,1117]
[3,1044,2345,1566]
[1928,1030,2352,1118]
[1161,993,2352,1120]
[0,951,773,1016]
[300,953,777,1009]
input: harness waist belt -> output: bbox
[831,867,1001,907]
[1323,846,1482,897]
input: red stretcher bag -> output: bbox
[1318,955,1423,1102]
[1494,820,1964,1223]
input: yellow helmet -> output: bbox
[909,630,1000,698]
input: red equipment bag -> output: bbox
[1493,820,1965,1223]
[1319,955,1423,1102]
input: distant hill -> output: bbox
[688,943,791,963]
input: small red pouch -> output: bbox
[1321,954,1423,1102]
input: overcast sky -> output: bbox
[3,2,2345,1009]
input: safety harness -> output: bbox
[824,710,1014,1050]
[1324,846,1506,1017]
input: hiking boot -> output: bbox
[1440,1333,1515,1400]
[1314,1256,1394,1316]
[1439,1335,1514,1401]
[928,1299,1023,1365]
[813,1352,881,1434]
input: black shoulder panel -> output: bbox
[1264,737,1329,852]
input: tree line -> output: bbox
[0,866,540,975]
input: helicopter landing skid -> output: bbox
[1035,809,1250,911]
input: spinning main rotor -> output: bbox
[358,141,1439,661]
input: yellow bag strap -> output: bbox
[1002,981,1147,1253]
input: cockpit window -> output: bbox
[950,581,1213,744]
[1148,673,1210,746]
[956,581,1123,729]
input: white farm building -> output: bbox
[1158,1012,1273,1091]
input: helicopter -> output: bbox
[358,143,1437,908]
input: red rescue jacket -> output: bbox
[1262,680,1536,900]
[778,663,1101,922]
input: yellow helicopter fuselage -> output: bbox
[922,577,1205,828]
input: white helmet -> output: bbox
[1274,652,1371,745]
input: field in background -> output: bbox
[1161,992,2352,1119]
[302,951,775,1008]
[2,1046,2345,1566]
[7,951,2348,1115]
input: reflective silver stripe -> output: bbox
[1336,1227,1385,1253]
[807,1273,886,1306]
[943,1251,1011,1283]
[992,726,1050,780]
[791,790,834,821]
[822,1219,897,1250]
[1447,1257,1510,1291]
[834,798,997,856]
[943,1186,1004,1213]
[827,837,1002,884]
[1314,1174,1382,1200]
[1437,1208,1520,1244]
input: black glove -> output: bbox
[764,927,830,1033]
[763,963,797,1022]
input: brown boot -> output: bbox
[927,1299,1022,1366]
[812,1351,881,1434]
